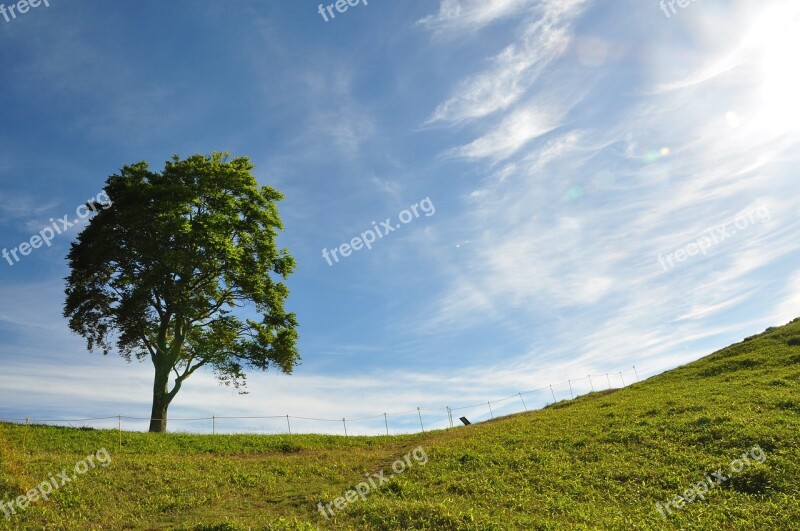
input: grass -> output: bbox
[2,318,800,529]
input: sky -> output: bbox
[1,0,799,435]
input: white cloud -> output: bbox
[418,0,800,387]
[773,272,800,325]
[417,0,535,33]
[451,105,563,160]
[425,0,586,124]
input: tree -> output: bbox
[64,153,299,432]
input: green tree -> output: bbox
[64,153,299,432]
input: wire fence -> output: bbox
[0,366,643,438]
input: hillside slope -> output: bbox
[2,319,800,530]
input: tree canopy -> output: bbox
[64,152,299,432]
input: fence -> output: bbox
[0,366,643,438]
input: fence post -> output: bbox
[417,407,424,433]
[518,393,527,411]
[446,407,452,428]
[633,365,640,382]
[619,372,625,387]
[568,380,574,399]
[606,373,611,389]
[549,385,556,403]
[22,416,29,454]
[384,413,389,436]
[212,415,216,435]
[118,415,122,452]
[286,415,291,435]
[487,401,494,419]
[588,374,595,392]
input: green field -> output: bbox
[2,319,800,530]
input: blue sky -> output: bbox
[1,0,799,435]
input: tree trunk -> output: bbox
[148,364,172,433]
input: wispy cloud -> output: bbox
[419,0,800,379]
[424,0,587,124]
[417,0,536,34]
[0,194,61,225]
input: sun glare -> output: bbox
[748,2,800,132]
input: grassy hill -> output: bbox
[2,319,800,530]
